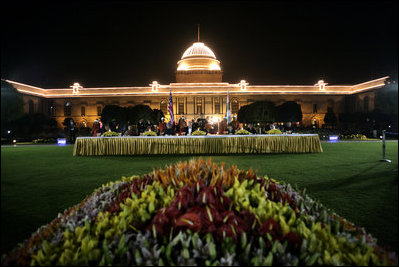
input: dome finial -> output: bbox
[197,24,200,42]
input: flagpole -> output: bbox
[226,89,231,124]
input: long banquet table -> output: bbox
[73,134,323,156]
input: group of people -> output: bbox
[156,116,242,136]
[66,116,245,143]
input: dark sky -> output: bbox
[1,1,398,88]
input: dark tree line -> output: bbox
[100,105,164,128]
[237,101,302,124]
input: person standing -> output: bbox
[92,119,100,137]
[69,119,76,144]
[188,119,193,135]
[158,117,166,135]
[179,116,186,135]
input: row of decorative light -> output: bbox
[70,79,328,94]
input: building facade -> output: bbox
[6,41,388,129]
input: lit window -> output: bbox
[214,97,220,114]
[178,98,185,115]
[196,97,203,114]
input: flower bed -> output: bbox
[1,159,397,266]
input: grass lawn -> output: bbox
[1,141,398,255]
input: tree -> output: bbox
[371,81,398,129]
[100,105,124,127]
[1,80,24,135]
[237,104,250,123]
[277,101,302,122]
[11,113,58,139]
[126,105,154,124]
[324,107,337,124]
[237,101,277,123]
[152,109,165,124]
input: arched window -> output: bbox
[28,100,34,114]
[64,102,72,116]
[231,98,239,114]
[160,99,168,114]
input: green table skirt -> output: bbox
[73,134,323,156]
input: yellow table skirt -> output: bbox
[73,134,323,156]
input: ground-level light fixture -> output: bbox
[329,136,339,142]
[57,138,67,146]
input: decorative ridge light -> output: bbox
[239,80,248,91]
[150,81,159,92]
[70,82,82,94]
[315,80,327,90]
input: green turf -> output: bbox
[1,141,398,255]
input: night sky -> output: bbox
[1,1,397,88]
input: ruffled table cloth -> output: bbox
[73,134,323,156]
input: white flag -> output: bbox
[226,89,231,124]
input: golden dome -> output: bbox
[177,42,221,71]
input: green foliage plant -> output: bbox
[191,130,207,135]
[266,129,283,134]
[235,129,251,135]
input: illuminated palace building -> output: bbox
[6,40,388,128]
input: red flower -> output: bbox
[175,212,202,232]
[238,210,258,232]
[216,223,242,241]
[282,231,302,251]
[196,186,217,206]
[259,218,281,239]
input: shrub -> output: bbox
[191,130,207,135]
[1,159,397,266]
[339,134,368,140]
[101,131,119,137]
[235,129,251,135]
[266,129,283,134]
[32,138,57,144]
